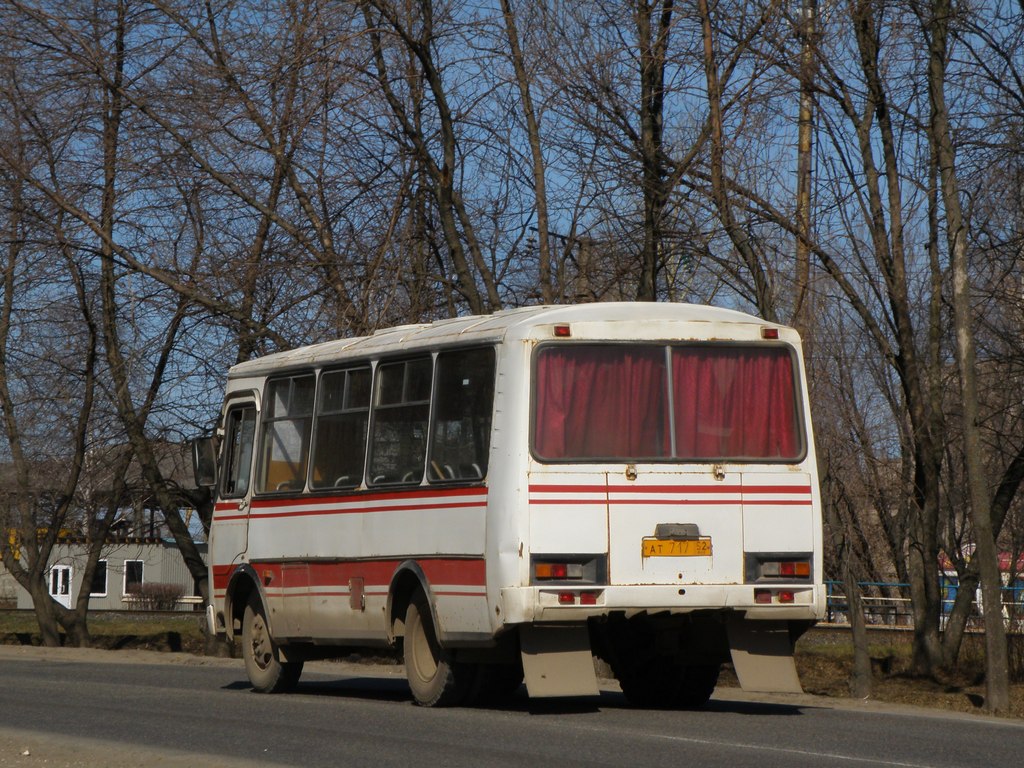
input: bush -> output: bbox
[126,583,184,611]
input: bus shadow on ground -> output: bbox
[223,675,807,717]
[701,697,807,716]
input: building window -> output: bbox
[48,566,71,598]
[124,560,144,596]
[90,560,108,597]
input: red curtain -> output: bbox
[534,346,668,459]
[671,347,799,459]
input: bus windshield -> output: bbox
[533,344,802,462]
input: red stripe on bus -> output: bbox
[614,498,811,505]
[213,488,486,522]
[252,486,485,509]
[211,564,237,590]
[240,558,487,590]
[530,483,812,495]
[530,498,747,505]
[529,484,812,506]
[247,500,484,521]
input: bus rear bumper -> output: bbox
[500,584,824,624]
[503,586,816,697]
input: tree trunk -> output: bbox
[845,565,872,698]
[924,0,1010,713]
[635,0,674,302]
[698,0,775,320]
[793,0,816,331]
[30,583,62,648]
[500,0,553,304]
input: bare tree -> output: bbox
[0,105,99,645]
[922,0,1009,711]
[359,0,503,314]
[500,0,554,304]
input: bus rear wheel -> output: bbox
[676,663,720,708]
[241,595,303,693]
[617,659,720,709]
[403,589,476,707]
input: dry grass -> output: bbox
[0,610,206,653]
[789,627,1024,718]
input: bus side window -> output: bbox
[368,358,432,486]
[257,375,315,493]
[222,405,256,498]
[310,367,370,489]
[428,347,495,483]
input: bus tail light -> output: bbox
[745,554,812,583]
[762,561,810,578]
[535,563,582,580]
[531,556,606,585]
[552,591,600,606]
[754,588,798,604]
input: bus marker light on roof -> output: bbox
[761,327,779,339]
[553,324,571,337]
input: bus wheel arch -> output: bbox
[225,565,264,642]
[387,561,435,645]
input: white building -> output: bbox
[0,538,207,612]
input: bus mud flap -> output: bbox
[519,625,600,698]
[726,617,803,694]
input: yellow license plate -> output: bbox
[641,538,712,558]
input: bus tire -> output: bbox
[675,664,720,709]
[403,589,475,707]
[474,661,524,703]
[241,595,303,693]
[617,659,719,709]
[616,658,681,708]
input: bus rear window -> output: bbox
[533,344,802,462]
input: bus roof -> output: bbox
[227,302,783,380]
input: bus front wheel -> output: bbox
[403,589,476,707]
[241,595,303,693]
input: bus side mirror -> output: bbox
[191,437,218,489]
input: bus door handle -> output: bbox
[237,499,249,511]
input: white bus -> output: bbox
[194,302,825,707]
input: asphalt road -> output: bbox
[0,646,1019,768]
